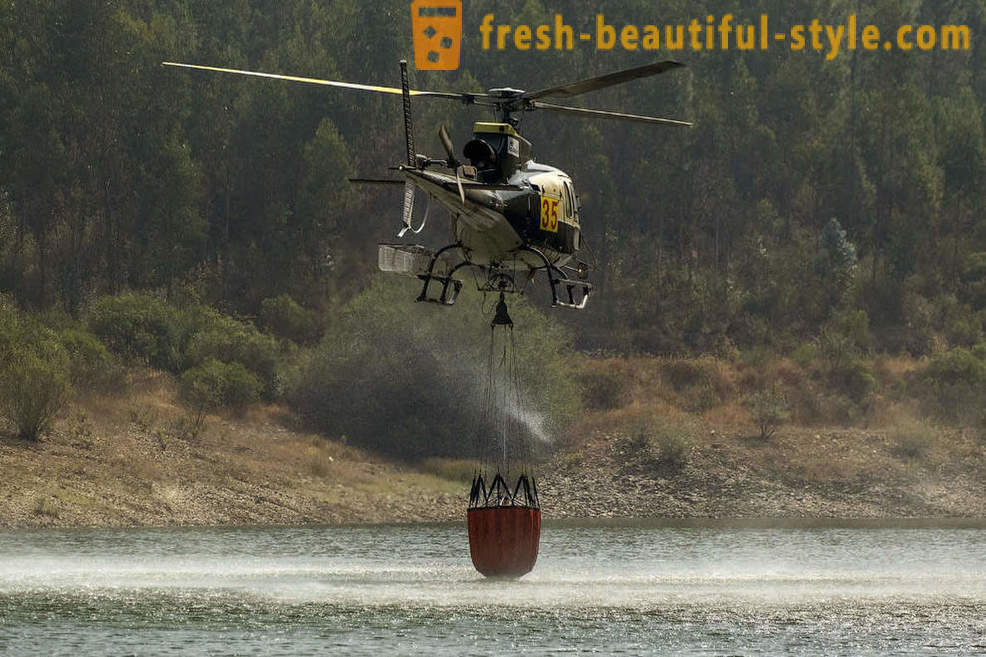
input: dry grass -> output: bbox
[560,353,986,516]
[301,436,362,479]
[793,451,859,484]
[30,495,59,519]
[656,356,734,412]
[701,401,750,429]
[890,418,937,460]
[0,371,462,528]
[308,447,334,479]
[869,400,924,430]
[417,458,476,484]
[873,356,924,378]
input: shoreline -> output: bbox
[5,517,986,532]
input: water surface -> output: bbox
[1,521,985,655]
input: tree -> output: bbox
[812,218,858,306]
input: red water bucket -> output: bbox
[467,506,541,578]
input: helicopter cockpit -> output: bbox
[463,123,531,183]
[463,136,500,181]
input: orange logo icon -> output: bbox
[411,0,462,70]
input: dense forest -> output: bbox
[2,1,986,451]
[2,0,985,354]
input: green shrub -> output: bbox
[946,316,983,349]
[818,328,858,368]
[185,316,281,398]
[87,294,284,396]
[915,348,986,424]
[891,419,936,459]
[58,329,125,392]
[0,302,73,439]
[824,309,872,356]
[86,293,184,371]
[816,312,878,404]
[0,342,72,440]
[828,358,877,400]
[744,386,790,440]
[738,345,773,368]
[0,294,24,359]
[925,347,986,385]
[654,428,692,473]
[964,252,986,282]
[259,295,323,344]
[620,420,692,475]
[791,342,817,368]
[179,359,263,413]
[972,342,986,361]
[286,278,579,459]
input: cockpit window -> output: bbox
[476,134,506,155]
[562,181,575,218]
[464,134,510,182]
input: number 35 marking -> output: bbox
[540,198,559,233]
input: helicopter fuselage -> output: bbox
[401,120,584,277]
[405,159,581,272]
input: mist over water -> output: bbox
[2,522,985,655]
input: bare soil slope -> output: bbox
[3,359,986,528]
[0,372,462,528]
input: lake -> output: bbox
[1,520,985,655]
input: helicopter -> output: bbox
[163,59,691,310]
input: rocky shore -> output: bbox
[3,394,985,528]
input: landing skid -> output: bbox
[417,243,466,305]
[415,243,591,309]
[515,245,592,310]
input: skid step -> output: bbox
[550,276,592,309]
[417,274,463,305]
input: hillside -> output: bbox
[3,356,985,528]
[545,356,986,518]
[3,1,986,524]
[0,371,462,527]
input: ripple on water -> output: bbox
[1,524,985,656]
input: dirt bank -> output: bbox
[0,373,463,528]
[2,364,986,529]
[542,423,986,519]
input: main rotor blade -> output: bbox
[524,60,685,100]
[438,124,460,169]
[349,178,404,186]
[162,62,483,101]
[533,101,692,127]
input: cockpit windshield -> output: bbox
[476,134,507,156]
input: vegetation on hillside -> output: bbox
[1,0,985,357]
[2,1,986,461]
[1,281,580,455]
[287,278,579,459]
